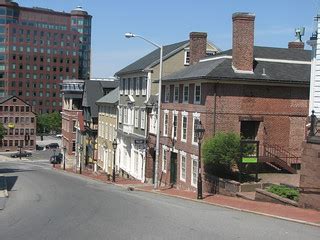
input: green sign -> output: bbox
[242,157,258,163]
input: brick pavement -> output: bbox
[52,165,320,227]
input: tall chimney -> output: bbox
[232,12,255,73]
[189,32,207,65]
[288,41,304,49]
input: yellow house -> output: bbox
[96,87,119,175]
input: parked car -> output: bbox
[50,153,63,164]
[45,143,60,149]
[11,151,32,158]
[36,144,45,150]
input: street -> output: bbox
[0,161,319,240]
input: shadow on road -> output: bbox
[5,176,18,191]
[0,168,34,174]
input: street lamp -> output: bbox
[125,32,163,189]
[112,139,118,182]
[63,146,67,170]
[195,120,205,199]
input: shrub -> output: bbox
[202,132,241,177]
[267,184,299,201]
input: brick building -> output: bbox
[153,12,310,191]
[0,0,92,113]
[0,95,36,151]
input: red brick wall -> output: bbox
[158,82,308,189]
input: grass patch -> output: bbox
[266,184,299,202]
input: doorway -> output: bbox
[240,121,260,140]
[170,152,177,185]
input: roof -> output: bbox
[162,46,311,85]
[115,40,189,75]
[82,80,119,119]
[96,87,119,105]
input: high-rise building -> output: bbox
[0,0,91,113]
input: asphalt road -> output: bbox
[0,161,319,240]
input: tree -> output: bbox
[0,122,4,141]
[202,132,241,177]
[37,112,62,134]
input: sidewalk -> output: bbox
[53,166,320,227]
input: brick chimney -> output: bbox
[232,12,255,73]
[189,32,207,65]
[288,41,304,49]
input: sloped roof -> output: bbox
[82,80,119,119]
[115,40,189,75]
[96,87,119,105]
[163,46,311,85]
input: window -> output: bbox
[184,50,190,65]
[163,112,168,136]
[135,77,140,95]
[183,85,189,103]
[120,79,124,95]
[180,154,186,181]
[72,141,76,152]
[191,156,198,187]
[192,114,200,144]
[174,85,179,102]
[165,85,170,102]
[140,109,145,129]
[142,77,147,96]
[134,108,139,128]
[119,106,122,123]
[181,113,188,142]
[162,148,167,172]
[194,84,201,104]
[129,78,134,95]
[172,113,178,139]
[124,79,128,95]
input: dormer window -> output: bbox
[184,49,190,65]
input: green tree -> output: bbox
[202,132,241,177]
[0,122,5,140]
[37,112,62,134]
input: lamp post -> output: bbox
[195,120,205,200]
[63,146,67,170]
[112,139,118,182]
[79,145,83,174]
[125,32,163,189]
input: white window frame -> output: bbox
[183,84,189,103]
[142,77,147,96]
[192,112,200,145]
[120,78,124,95]
[184,49,190,66]
[163,110,169,136]
[191,155,198,187]
[174,85,179,103]
[181,111,188,142]
[134,108,139,128]
[172,110,178,140]
[180,151,187,182]
[164,85,170,103]
[123,107,128,124]
[135,77,140,95]
[194,84,201,104]
[124,79,128,95]
[129,78,134,95]
[118,106,122,123]
[140,108,145,129]
[162,146,167,172]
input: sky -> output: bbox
[21,0,319,77]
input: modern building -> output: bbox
[116,33,220,182]
[96,87,119,175]
[158,12,310,191]
[0,0,92,113]
[0,95,36,152]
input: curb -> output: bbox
[51,167,320,228]
[131,187,320,228]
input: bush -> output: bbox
[202,132,241,177]
[267,185,299,201]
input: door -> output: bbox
[170,152,177,185]
[240,121,260,140]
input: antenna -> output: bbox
[295,27,305,42]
